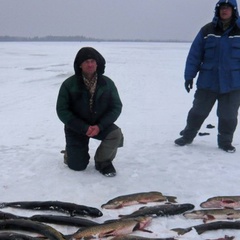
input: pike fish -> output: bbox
[111,235,176,240]
[171,220,240,235]
[0,201,103,217]
[101,192,177,209]
[0,219,66,240]
[200,196,240,209]
[119,203,194,219]
[184,208,240,223]
[69,216,152,239]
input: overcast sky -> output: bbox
[0,0,226,41]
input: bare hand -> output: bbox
[86,125,100,137]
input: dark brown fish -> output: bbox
[101,192,177,209]
[119,203,194,219]
[171,220,240,235]
[0,219,66,240]
[30,214,100,227]
[0,210,99,227]
[0,232,43,240]
[0,201,102,217]
[70,216,152,239]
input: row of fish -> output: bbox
[0,192,239,239]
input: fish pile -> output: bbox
[171,195,240,238]
[0,193,238,239]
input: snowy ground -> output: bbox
[1,41,240,239]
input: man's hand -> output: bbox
[86,125,100,137]
[185,80,193,93]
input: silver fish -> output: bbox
[101,192,177,209]
[184,208,240,222]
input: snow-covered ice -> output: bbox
[1,41,240,239]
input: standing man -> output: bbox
[57,47,123,177]
[175,0,240,153]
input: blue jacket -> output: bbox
[185,0,240,93]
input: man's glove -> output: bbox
[185,79,193,93]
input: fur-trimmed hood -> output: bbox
[213,0,240,26]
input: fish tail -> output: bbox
[0,203,7,208]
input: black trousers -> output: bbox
[64,124,123,171]
[182,89,240,146]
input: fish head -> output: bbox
[184,210,205,219]
[101,201,123,209]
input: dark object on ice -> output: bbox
[0,232,43,240]
[0,201,103,217]
[219,144,236,153]
[198,132,210,136]
[206,124,215,129]
[119,203,194,218]
[171,220,240,235]
[174,137,193,146]
[0,219,65,240]
[30,214,100,227]
[0,210,99,227]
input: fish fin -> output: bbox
[139,229,152,233]
[171,227,192,235]
[206,214,215,220]
[203,214,214,223]
[166,196,178,203]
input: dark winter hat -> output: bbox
[74,47,106,76]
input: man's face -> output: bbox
[219,4,233,21]
[80,59,97,76]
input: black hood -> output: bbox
[73,47,106,76]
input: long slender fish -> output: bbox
[101,192,177,209]
[200,196,240,209]
[207,236,235,240]
[69,216,152,239]
[171,220,240,235]
[0,219,66,240]
[0,232,43,240]
[0,210,99,227]
[111,235,176,240]
[0,201,103,217]
[184,208,240,223]
[119,203,194,219]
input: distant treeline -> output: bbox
[0,35,98,42]
[0,35,185,42]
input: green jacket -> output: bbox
[56,74,122,135]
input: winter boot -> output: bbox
[95,161,116,177]
[174,137,193,146]
[218,144,236,153]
